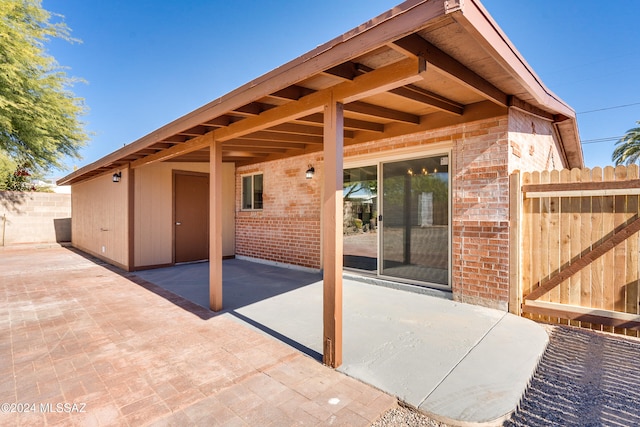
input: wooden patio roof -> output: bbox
[58,0,583,186]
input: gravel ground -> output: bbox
[371,405,450,427]
[505,325,640,427]
[371,324,640,427]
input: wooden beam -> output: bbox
[356,63,463,115]
[132,58,418,170]
[347,100,506,146]
[268,122,355,139]
[526,215,640,301]
[223,140,308,150]
[526,188,640,198]
[508,96,554,121]
[346,101,420,124]
[389,85,463,115]
[236,131,323,144]
[297,113,384,133]
[266,123,325,136]
[209,139,223,312]
[392,34,508,106]
[523,179,640,195]
[322,96,344,368]
[130,133,214,168]
[213,57,424,143]
[522,300,640,331]
[222,146,286,154]
[222,151,269,158]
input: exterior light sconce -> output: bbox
[305,165,315,179]
[112,172,122,183]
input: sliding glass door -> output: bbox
[381,155,449,285]
[343,153,450,287]
[343,166,378,272]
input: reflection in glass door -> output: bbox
[381,155,449,285]
[343,166,378,272]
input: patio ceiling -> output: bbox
[58,0,583,186]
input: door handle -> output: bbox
[176,222,182,226]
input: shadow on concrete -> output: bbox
[63,247,323,359]
[131,259,324,360]
[229,310,322,361]
[133,259,322,311]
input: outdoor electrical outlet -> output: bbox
[101,246,106,253]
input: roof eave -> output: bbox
[57,0,447,186]
[447,0,584,168]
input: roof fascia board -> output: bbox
[448,0,574,118]
[448,0,583,167]
[129,57,425,168]
[59,0,447,185]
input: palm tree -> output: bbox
[612,121,640,165]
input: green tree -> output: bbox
[612,121,640,165]
[0,0,87,174]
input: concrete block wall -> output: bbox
[0,191,71,246]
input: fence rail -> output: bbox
[512,166,640,336]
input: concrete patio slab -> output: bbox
[135,258,549,425]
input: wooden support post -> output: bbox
[127,166,135,271]
[210,137,223,311]
[508,171,521,315]
[323,96,344,368]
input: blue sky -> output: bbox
[44,0,640,175]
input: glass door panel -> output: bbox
[343,166,378,271]
[381,155,449,285]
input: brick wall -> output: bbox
[236,153,323,269]
[234,112,556,311]
[451,118,510,310]
[508,108,566,173]
[0,191,71,245]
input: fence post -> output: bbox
[509,171,522,315]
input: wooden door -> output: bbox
[174,172,209,263]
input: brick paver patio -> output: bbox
[0,246,396,426]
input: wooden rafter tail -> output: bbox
[525,215,640,301]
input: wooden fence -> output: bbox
[511,166,640,337]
